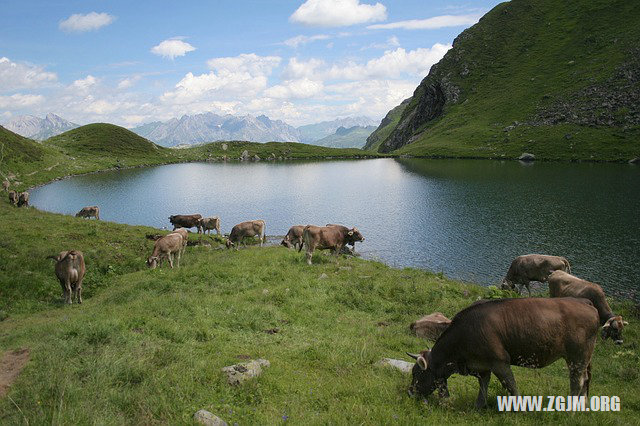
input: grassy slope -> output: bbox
[364,100,409,152]
[373,0,640,160]
[0,199,638,424]
[0,125,376,192]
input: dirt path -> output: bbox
[0,348,30,398]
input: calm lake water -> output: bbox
[29,158,640,298]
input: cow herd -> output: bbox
[5,186,630,409]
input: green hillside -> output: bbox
[367,0,640,161]
[46,123,166,159]
[314,126,377,149]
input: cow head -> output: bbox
[601,316,627,344]
[500,278,515,291]
[225,239,234,249]
[407,350,443,398]
[146,256,159,269]
[347,227,365,244]
[281,238,292,248]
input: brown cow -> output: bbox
[226,220,266,250]
[407,298,599,408]
[17,191,29,207]
[168,227,189,257]
[410,313,451,341]
[302,225,364,265]
[169,214,202,231]
[76,206,100,220]
[549,270,627,344]
[2,180,8,192]
[281,225,305,250]
[147,233,183,269]
[47,250,86,304]
[8,190,18,206]
[501,254,571,295]
[198,216,221,236]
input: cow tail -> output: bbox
[263,222,267,244]
[563,258,572,274]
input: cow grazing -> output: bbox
[198,216,221,236]
[549,270,627,344]
[17,191,29,207]
[410,312,451,341]
[302,225,364,265]
[76,206,100,220]
[226,220,266,250]
[169,214,202,232]
[2,180,8,192]
[146,233,183,269]
[407,298,600,408]
[8,190,18,206]
[501,254,571,295]
[47,250,86,304]
[281,225,305,250]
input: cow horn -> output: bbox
[417,355,428,370]
[406,352,420,360]
[623,321,629,326]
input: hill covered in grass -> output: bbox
[367,0,640,161]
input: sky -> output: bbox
[0,0,504,128]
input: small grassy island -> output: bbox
[0,124,637,424]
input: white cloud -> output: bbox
[361,35,400,50]
[291,0,387,27]
[117,75,142,90]
[151,39,196,60]
[264,78,324,99]
[0,57,57,91]
[283,34,330,48]
[59,12,115,32]
[0,93,45,109]
[282,57,325,79]
[367,14,480,30]
[71,75,98,91]
[162,54,281,105]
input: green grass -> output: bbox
[369,0,640,161]
[0,194,638,424]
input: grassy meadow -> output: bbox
[0,190,638,424]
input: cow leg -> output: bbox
[567,361,589,396]
[492,363,519,396]
[176,250,181,268]
[168,253,174,268]
[77,280,83,304]
[475,371,492,408]
[306,249,313,265]
[64,279,72,304]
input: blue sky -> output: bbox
[0,0,503,127]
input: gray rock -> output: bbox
[377,358,414,373]
[193,410,227,426]
[221,359,270,385]
[518,153,536,162]
[240,150,250,161]
[629,157,640,164]
[221,143,228,151]
[253,154,261,161]
[318,273,329,279]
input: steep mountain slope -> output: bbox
[313,125,377,148]
[363,99,410,151]
[132,113,301,146]
[4,113,79,140]
[368,0,640,160]
[297,116,378,144]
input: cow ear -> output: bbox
[417,355,429,370]
[623,321,629,326]
[601,322,611,330]
[348,231,354,236]
[406,352,420,360]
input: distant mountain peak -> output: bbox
[4,113,79,140]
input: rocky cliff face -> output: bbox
[368,0,640,157]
